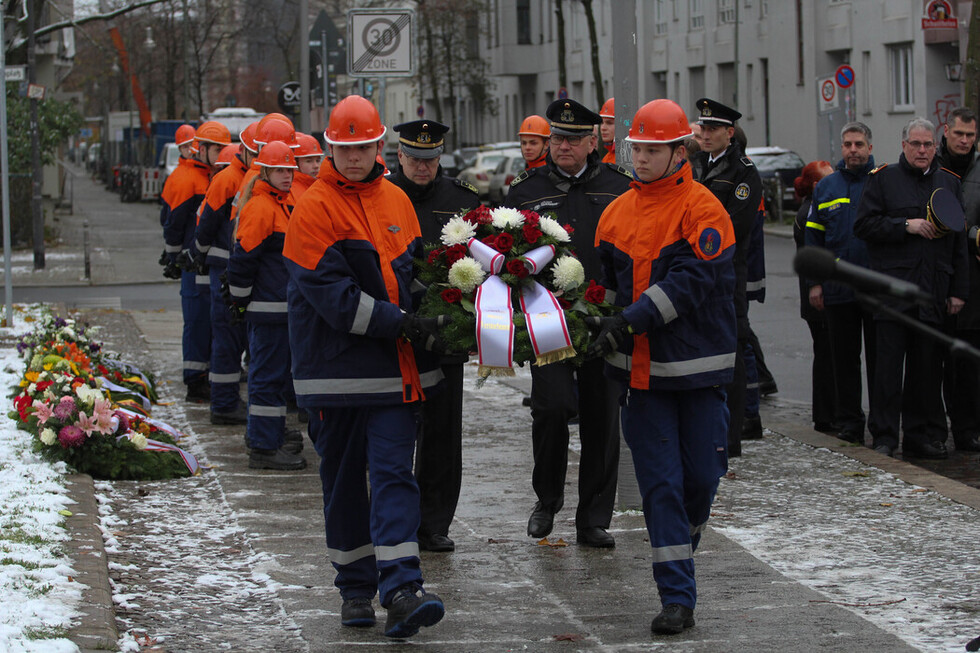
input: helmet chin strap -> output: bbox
[655,143,681,181]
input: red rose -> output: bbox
[495,232,515,253]
[441,288,463,303]
[584,280,606,304]
[522,224,543,244]
[563,223,575,236]
[482,235,498,247]
[522,210,540,227]
[427,246,446,265]
[557,297,572,309]
[445,244,467,265]
[465,206,493,225]
[35,380,54,392]
[506,258,530,279]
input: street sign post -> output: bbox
[835,64,855,89]
[818,76,838,113]
[348,9,414,77]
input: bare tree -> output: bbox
[580,0,604,109]
[966,0,980,114]
[555,0,567,91]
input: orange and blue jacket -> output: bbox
[161,157,210,257]
[194,155,247,269]
[283,159,442,408]
[602,143,616,164]
[229,164,260,232]
[227,179,291,324]
[595,161,737,391]
[289,170,316,205]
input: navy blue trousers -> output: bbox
[180,270,210,385]
[245,321,289,450]
[208,267,246,413]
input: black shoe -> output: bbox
[185,379,211,403]
[341,597,376,627]
[728,438,742,458]
[651,603,695,635]
[837,429,863,444]
[954,435,980,452]
[210,403,248,425]
[759,380,779,396]
[742,415,763,440]
[814,422,838,434]
[576,526,615,548]
[522,396,532,407]
[383,585,444,638]
[873,444,894,457]
[903,440,948,460]
[284,428,304,455]
[418,533,455,552]
[527,504,555,538]
[248,447,306,470]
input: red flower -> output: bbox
[495,233,515,253]
[441,288,463,303]
[445,244,467,265]
[464,206,493,225]
[557,297,572,309]
[584,280,606,304]
[522,224,543,245]
[427,249,442,265]
[35,380,54,392]
[506,258,530,279]
[482,235,498,247]
[97,364,108,376]
[563,223,575,236]
[522,210,540,227]
[13,393,32,420]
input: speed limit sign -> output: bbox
[348,9,414,77]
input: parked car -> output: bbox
[457,150,514,199]
[744,146,806,213]
[158,142,180,177]
[440,153,460,178]
[487,150,525,205]
[450,147,480,171]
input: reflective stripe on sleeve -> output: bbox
[350,294,376,336]
[294,369,444,396]
[805,221,826,232]
[817,197,850,211]
[746,279,766,292]
[194,239,211,254]
[208,247,230,260]
[246,301,288,313]
[165,244,182,253]
[608,352,735,377]
[643,284,678,324]
[229,285,252,298]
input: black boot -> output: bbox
[651,604,695,635]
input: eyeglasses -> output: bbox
[549,134,588,146]
[905,140,936,150]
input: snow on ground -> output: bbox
[715,434,980,653]
[0,311,81,653]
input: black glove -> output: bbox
[227,301,247,324]
[162,257,181,280]
[585,314,632,359]
[402,313,452,354]
[158,249,168,267]
[175,249,194,271]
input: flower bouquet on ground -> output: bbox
[416,206,619,378]
[9,310,197,480]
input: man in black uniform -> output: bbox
[690,98,763,458]
[504,98,632,548]
[388,120,480,552]
[854,117,969,459]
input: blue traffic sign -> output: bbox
[836,65,855,89]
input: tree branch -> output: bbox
[34,0,169,39]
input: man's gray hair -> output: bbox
[902,117,935,141]
[840,121,872,144]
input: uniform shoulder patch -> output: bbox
[511,169,531,187]
[734,182,751,200]
[697,227,723,259]
[454,178,479,194]
[740,156,755,167]
[869,164,888,175]
[607,163,635,179]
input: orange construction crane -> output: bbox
[108,26,152,136]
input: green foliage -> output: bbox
[33,430,191,481]
[5,87,84,169]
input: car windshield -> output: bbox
[752,152,805,171]
[479,153,507,169]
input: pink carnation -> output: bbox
[58,424,86,448]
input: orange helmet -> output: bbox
[258,112,294,129]
[255,141,298,169]
[325,95,386,146]
[295,133,323,158]
[216,143,239,167]
[518,115,550,138]
[625,99,691,145]
[240,122,259,153]
[175,124,196,146]
[254,118,298,148]
[195,121,232,146]
[599,98,615,119]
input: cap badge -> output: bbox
[418,132,431,144]
[702,107,712,117]
[560,109,575,123]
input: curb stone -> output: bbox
[65,473,118,652]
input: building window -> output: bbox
[517,0,531,44]
[690,0,704,29]
[759,0,768,18]
[719,0,736,24]
[654,0,667,34]
[861,50,872,115]
[890,43,914,110]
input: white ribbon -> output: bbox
[98,377,151,411]
[116,432,201,475]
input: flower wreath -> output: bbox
[416,206,617,377]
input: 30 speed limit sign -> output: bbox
[348,9,414,77]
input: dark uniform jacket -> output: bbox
[939,143,980,330]
[853,154,969,325]
[388,168,481,245]
[691,141,763,334]
[194,155,247,269]
[504,150,633,282]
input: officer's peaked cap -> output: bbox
[695,98,742,126]
[546,99,600,136]
[393,120,449,159]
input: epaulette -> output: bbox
[511,169,532,187]
[939,166,962,180]
[869,164,888,175]
[455,178,479,194]
[607,163,635,179]
[740,156,755,167]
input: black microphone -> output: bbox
[793,247,934,305]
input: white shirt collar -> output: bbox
[708,146,730,165]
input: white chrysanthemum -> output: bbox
[447,257,486,293]
[75,384,101,407]
[491,207,525,229]
[129,432,148,450]
[538,216,570,242]
[440,217,477,246]
[40,428,57,446]
[551,256,585,291]
[59,327,76,341]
